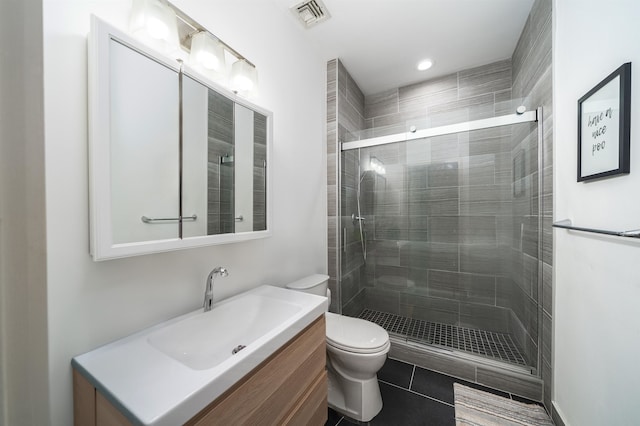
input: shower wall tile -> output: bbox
[341,269,362,306]
[542,310,552,365]
[374,265,409,289]
[430,134,460,162]
[459,303,510,333]
[542,261,552,316]
[369,109,427,133]
[409,198,459,217]
[428,217,459,244]
[458,216,498,244]
[338,91,365,134]
[427,162,459,187]
[512,11,552,98]
[460,201,512,217]
[408,215,429,232]
[458,59,512,100]
[399,293,460,325]
[460,244,500,275]
[342,288,365,317]
[327,153,336,185]
[327,121,336,154]
[365,88,399,118]
[337,60,347,95]
[408,267,429,289]
[543,360,553,416]
[463,127,512,157]
[397,73,458,111]
[460,184,510,204]
[400,242,459,272]
[327,216,337,251]
[327,184,336,217]
[405,139,432,165]
[365,287,401,314]
[542,165,553,215]
[495,89,514,116]
[542,216,552,265]
[398,88,459,116]
[374,240,402,267]
[346,71,365,118]
[327,89,336,122]
[427,93,495,127]
[459,154,496,186]
[428,270,496,306]
[406,165,429,190]
[327,58,337,82]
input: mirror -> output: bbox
[89,16,271,260]
[182,77,268,237]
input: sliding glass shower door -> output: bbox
[339,111,542,372]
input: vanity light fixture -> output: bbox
[417,59,434,71]
[230,59,259,98]
[188,31,226,80]
[128,0,259,98]
[129,0,179,53]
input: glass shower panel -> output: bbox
[340,119,540,370]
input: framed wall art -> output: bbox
[577,62,631,182]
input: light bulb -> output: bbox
[417,59,434,71]
[146,16,168,39]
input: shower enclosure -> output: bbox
[337,107,543,375]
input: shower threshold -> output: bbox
[358,309,527,366]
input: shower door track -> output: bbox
[341,110,538,151]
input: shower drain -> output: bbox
[358,309,527,366]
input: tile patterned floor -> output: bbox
[359,309,527,366]
[325,358,543,426]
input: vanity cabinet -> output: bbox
[73,316,327,426]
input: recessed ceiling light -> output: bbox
[417,59,434,71]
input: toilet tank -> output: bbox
[285,274,330,297]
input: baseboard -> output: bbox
[551,401,567,426]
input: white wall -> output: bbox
[554,1,640,424]
[42,0,326,423]
[0,0,49,424]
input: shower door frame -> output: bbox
[338,107,545,377]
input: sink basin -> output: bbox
[148,294,302,370]
[72,285,327,426]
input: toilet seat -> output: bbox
[325,312,390,354]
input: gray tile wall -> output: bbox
[327,59,368,314]
[358,59,522,338]
[253,113,267,231]
[511,0,553,414]
[207,90,234,234]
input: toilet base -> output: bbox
[326,367,383,422]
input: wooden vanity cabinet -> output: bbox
[73,315,327,426]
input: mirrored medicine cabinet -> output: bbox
[89,16,272,261]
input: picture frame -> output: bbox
[577,62,631,182]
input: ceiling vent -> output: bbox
[291,0,331,28]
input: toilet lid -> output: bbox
[325,312,389,354]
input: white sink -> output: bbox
[148,293,302,370]
[72,285,327,426]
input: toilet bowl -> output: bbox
[285,275,390,422]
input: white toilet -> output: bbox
[286,274,390,422]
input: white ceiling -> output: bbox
[272,0,535,95]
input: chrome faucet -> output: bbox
[203,267,228,312]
